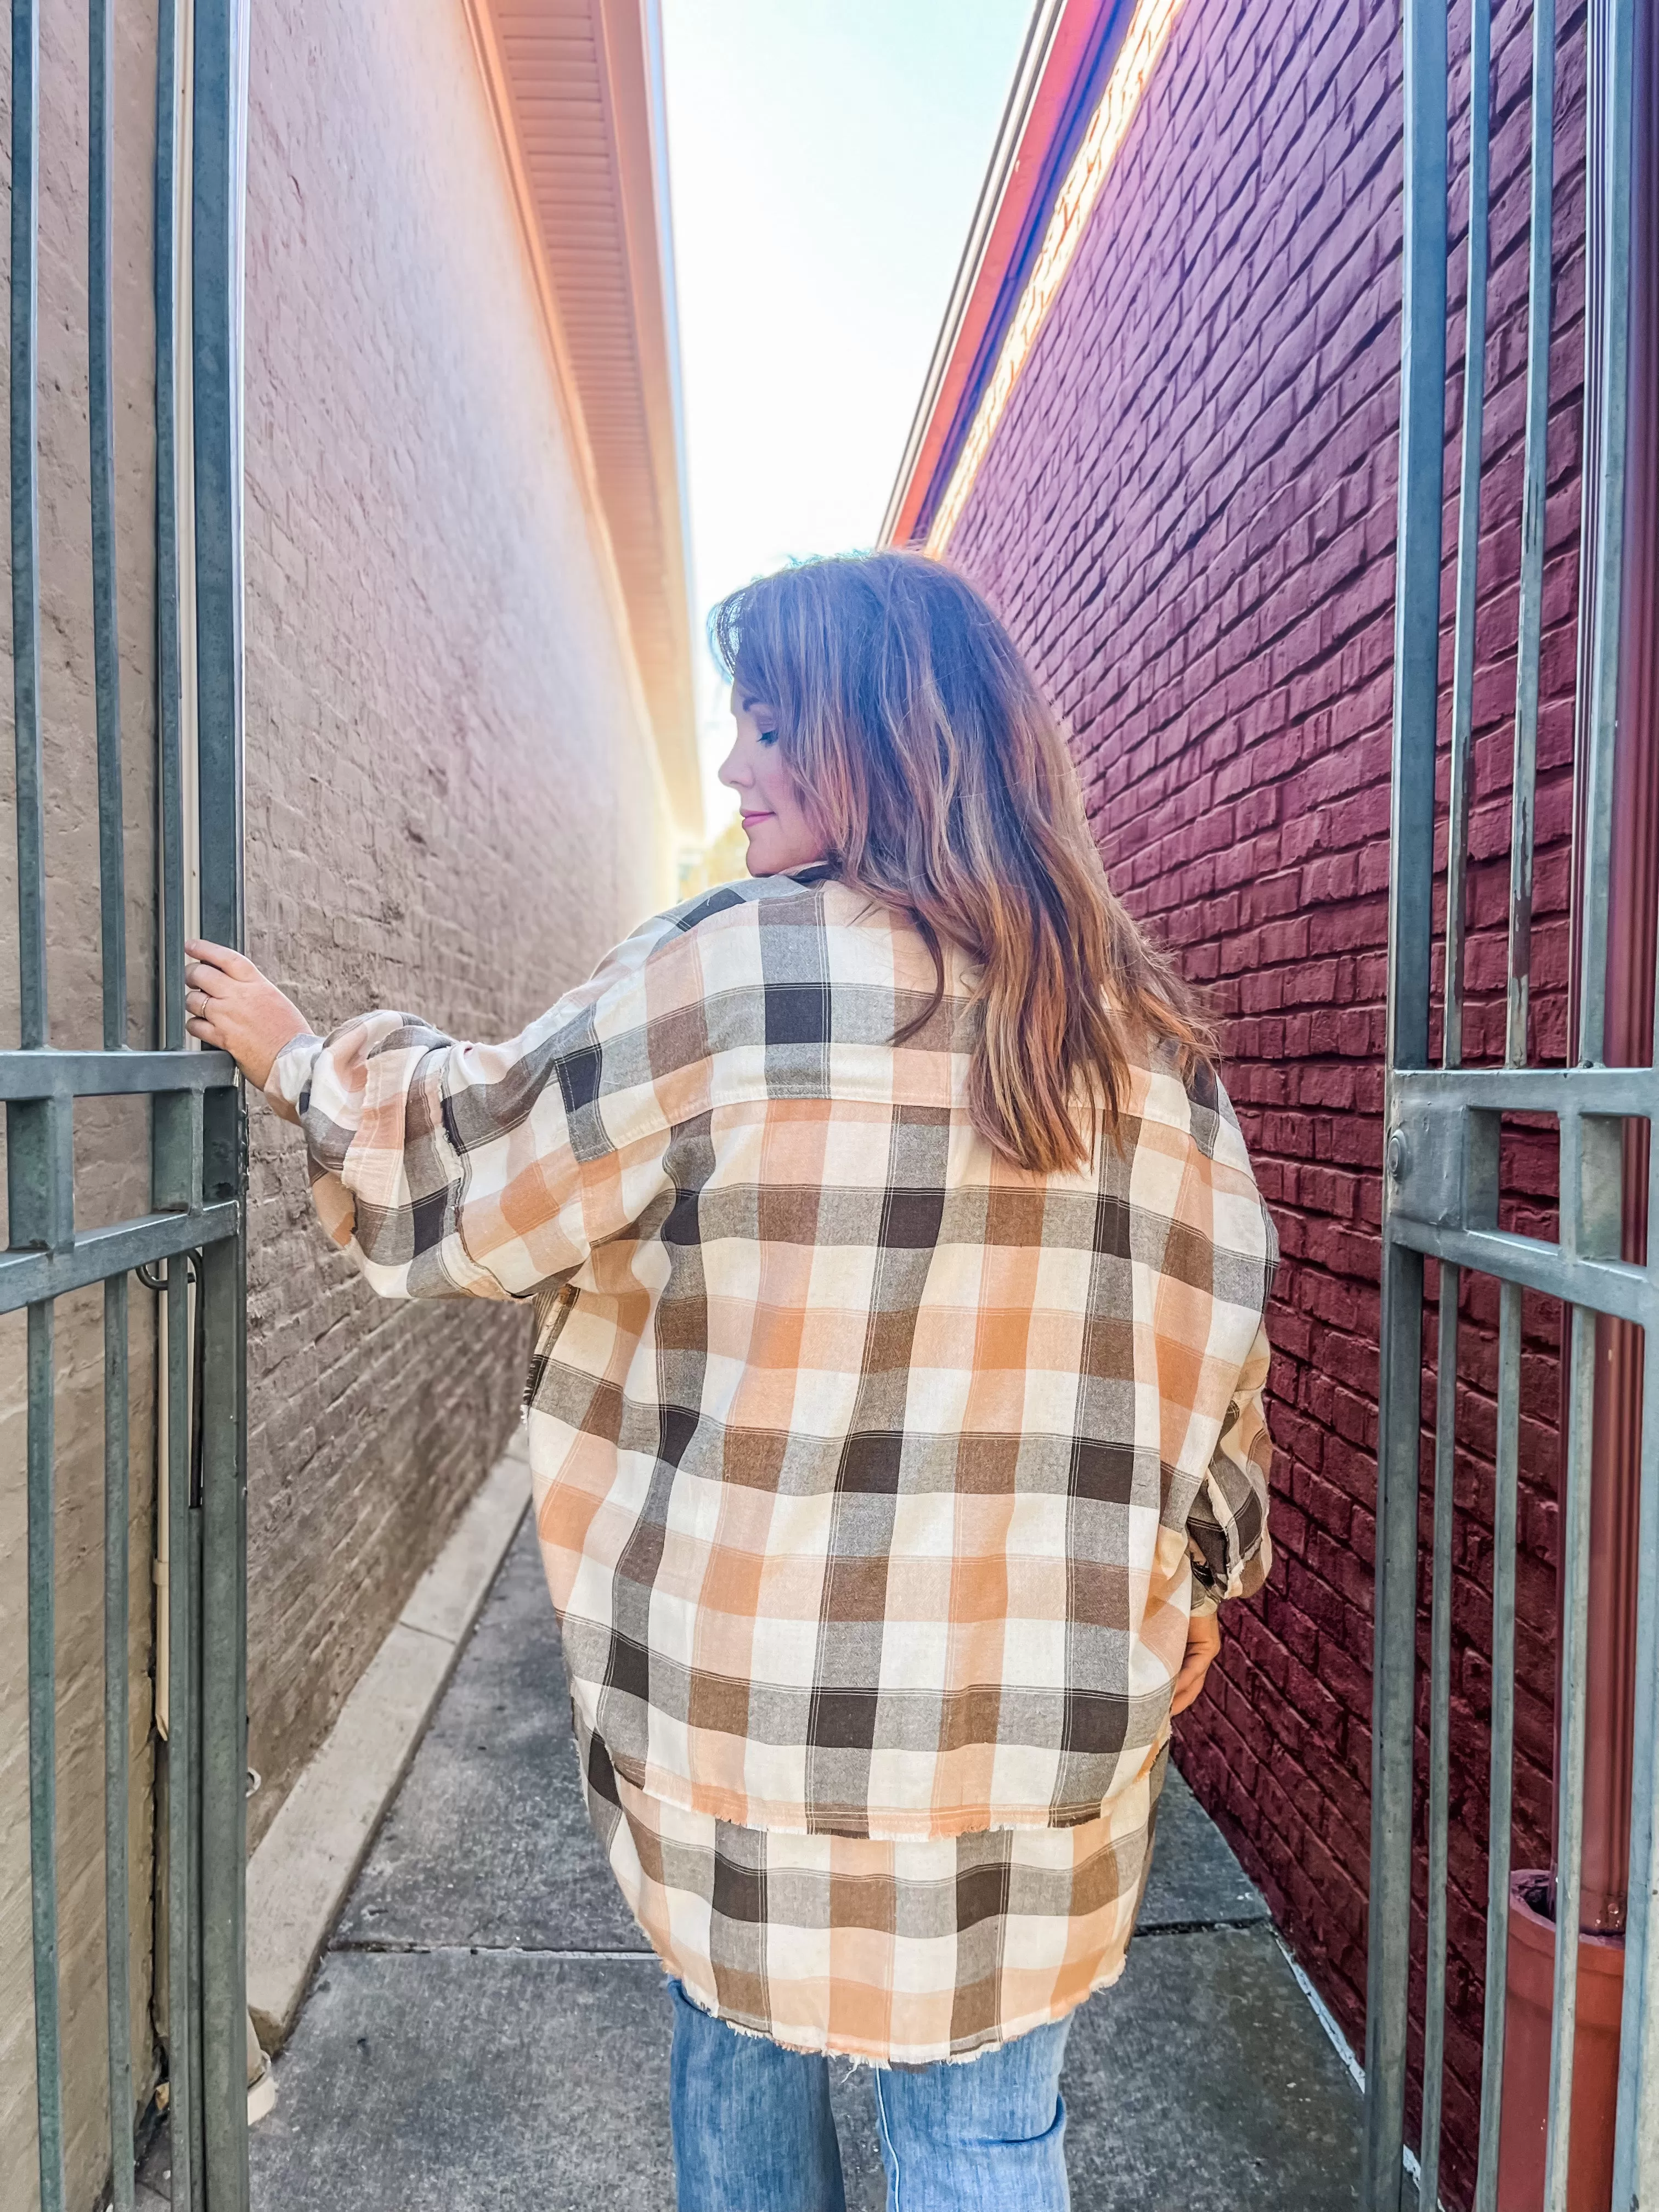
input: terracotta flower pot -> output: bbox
[1496,1872,1626,2212]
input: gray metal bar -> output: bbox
[1575,0,1637,1066]
[1444,0,1491,1079]
[1392,1063,1657,1116]
[0,1201,239,1314]
[186,1491,206,2205]
[89,0,126,1052]
[1543,1305,1596,2208]
[1423,53,1493,2176]
[192,0,245,961]
[1417,1273,1459,2210]
[1364,1252,1430,2212]
[1506,0,1557,1070]
[1382,0,1449,1085]
[199,1231,249,2210]
[1611,1317,1659,2207]
[1365,1,1447,2198]
[11,0,44,1048]
[1473,1280,1521,2210]
[155,0,185,1048]
[104,1273,134,2212]
[0,1047,238,1099]
[191,8,253,2190]
[165,1261,198,2210]
[1387,1216,1651,1325]
[27,1301,65,2212]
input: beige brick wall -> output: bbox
[240,0,678,1850]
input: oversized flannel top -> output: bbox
[267,866,1276,1843]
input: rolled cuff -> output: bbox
[263,1030,323,1125]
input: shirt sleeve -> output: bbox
[261,921,676,1302]
[1186,1321,1273,1613]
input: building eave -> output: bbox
[469,0,703,842]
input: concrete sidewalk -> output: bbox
[238,1525,1366,2210]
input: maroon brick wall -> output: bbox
[944,2,1587,2194]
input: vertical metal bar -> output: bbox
[193,7,252,2191]
[89,0,127,1051]
[1365,1252,1430,2212]
[165,1261,198,2212]
[192,0,246,960]
[104,1275,134,2212]
[1576,0,1637,1068]
[1384,0,1449,1087]
[1543,1303,1596,2209]
[1422,40,1493,2184]
[1444,0,1491,1078]
[1506,0,1558,1070]
[155,0,185,1049]
[1417,1273,1459,2211]
[27,1301,66,2212]
[199,1235,247,2210]
[1474,1280,1522,2210]
[1579,8,1640,2201]
[187,1482,206,2198]
[1611,1311,1659,2208]
[1368,1,1447,2204]
[11,0,45,1047]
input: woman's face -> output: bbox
[718,681,827,876]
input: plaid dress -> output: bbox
[267,865,1276,2063]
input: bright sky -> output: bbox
[660,0,1034,830]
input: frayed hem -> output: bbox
[668,1953,1128,2071]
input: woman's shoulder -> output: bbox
[649,864,837,944]
[624,866,895,986]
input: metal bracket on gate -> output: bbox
[1384,1099,1498,1234]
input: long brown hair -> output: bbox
[711,551,1211,1175]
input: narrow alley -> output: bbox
[219,1483,1366,2210]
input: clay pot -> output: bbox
[1496,1872,1626,2212]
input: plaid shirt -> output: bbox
[268,867,1274,1857]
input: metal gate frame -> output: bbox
[4,3,250,2208]
[1366,2,1656,2209]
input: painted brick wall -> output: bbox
[241,0,676,1848]
[945,2,1586,2195]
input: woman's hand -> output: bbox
[184,939,312,1091]
[1169,1607,1222,1717]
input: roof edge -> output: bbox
[880,0,1137,551]
[466,0,703,843]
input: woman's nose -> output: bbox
[716,743,747,792]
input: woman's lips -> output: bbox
[740,810,774,828]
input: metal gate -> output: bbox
[1365,2,1656,2208]
[4,2,250,2209]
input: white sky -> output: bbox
[659,0,1034,830]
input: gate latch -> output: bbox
[1385,1102,1497,1233]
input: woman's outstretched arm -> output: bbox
[183,933,674,1301]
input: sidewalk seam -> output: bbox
[245,1435,532,2051]
[1274,1933,1438,2210]
[329,1941,660,1960]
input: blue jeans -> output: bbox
[667,1980,1071,2211]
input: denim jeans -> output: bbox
[667,1979,1071,2211]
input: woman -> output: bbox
[186,551,1274,2212]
